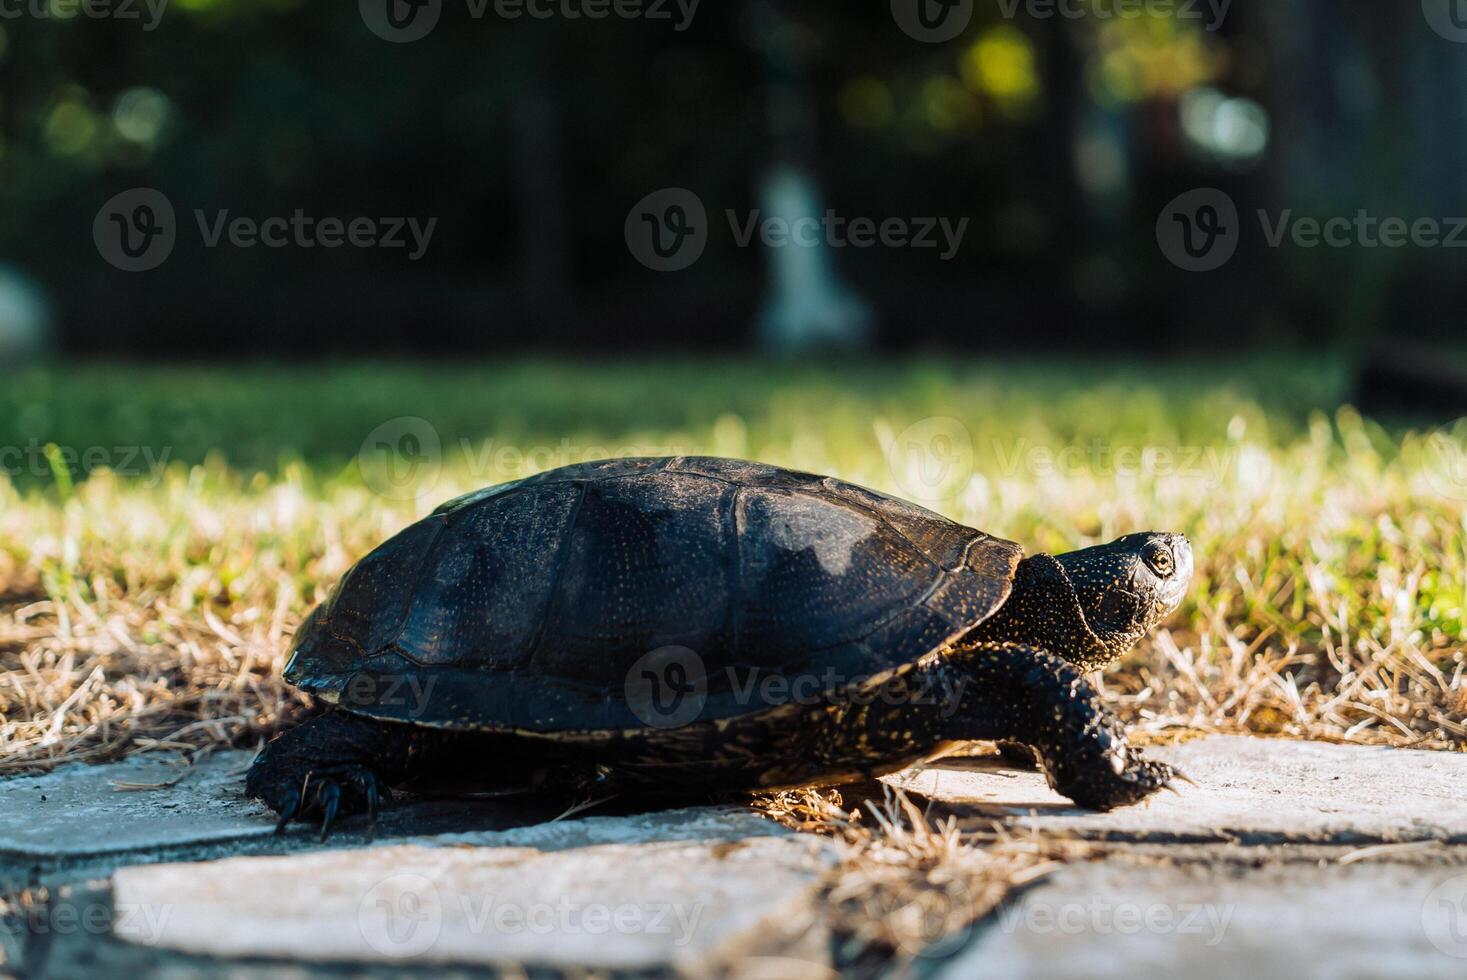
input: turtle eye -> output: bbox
[1143,542,1173,576]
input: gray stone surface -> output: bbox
[888,736,1467,844]
[933,860,1467,979]
[110,834,840,972]
[387,804,794,851]
[8,735,1467,975]
[0,750,605,886]
[0,751,270,886]
[0,752,267,857]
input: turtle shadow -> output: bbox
[333,782,743,842]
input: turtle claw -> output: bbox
[1168,767,1198,789]
[364,776,381,842]
[273,789,302,835]
[254,764,388,838]
[318,782,342,842]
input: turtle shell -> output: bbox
[285,457,1023,732]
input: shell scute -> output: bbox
[289,457,1023,732]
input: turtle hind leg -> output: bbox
[246,711,448,839]
[938,641,1180,810]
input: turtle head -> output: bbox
[974,532,1192,672]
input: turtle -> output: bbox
[247,456,1193,836]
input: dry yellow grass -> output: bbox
[752,784,1105,970]
[0,359,1463,776]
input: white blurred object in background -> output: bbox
[756,167,875,355]
[0,265,53,367]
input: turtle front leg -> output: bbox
[938,641,1182,810]
[246,711,449,839]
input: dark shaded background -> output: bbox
[2,1,1464,360]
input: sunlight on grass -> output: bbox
[0,358,1463,772]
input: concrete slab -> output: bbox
[0,748,796,883]
[933,861,1467,979]
[887,736,1467,844]
[389,804,794,852]
[0,752,267,857]
[0,751,271,886]
[12,735,1467,975]
[0,751,692,886]
[110,834,840,972]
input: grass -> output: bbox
[756,784,1076,969]
[1,356,1465,776]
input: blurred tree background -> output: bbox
[0,0,1463,359]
